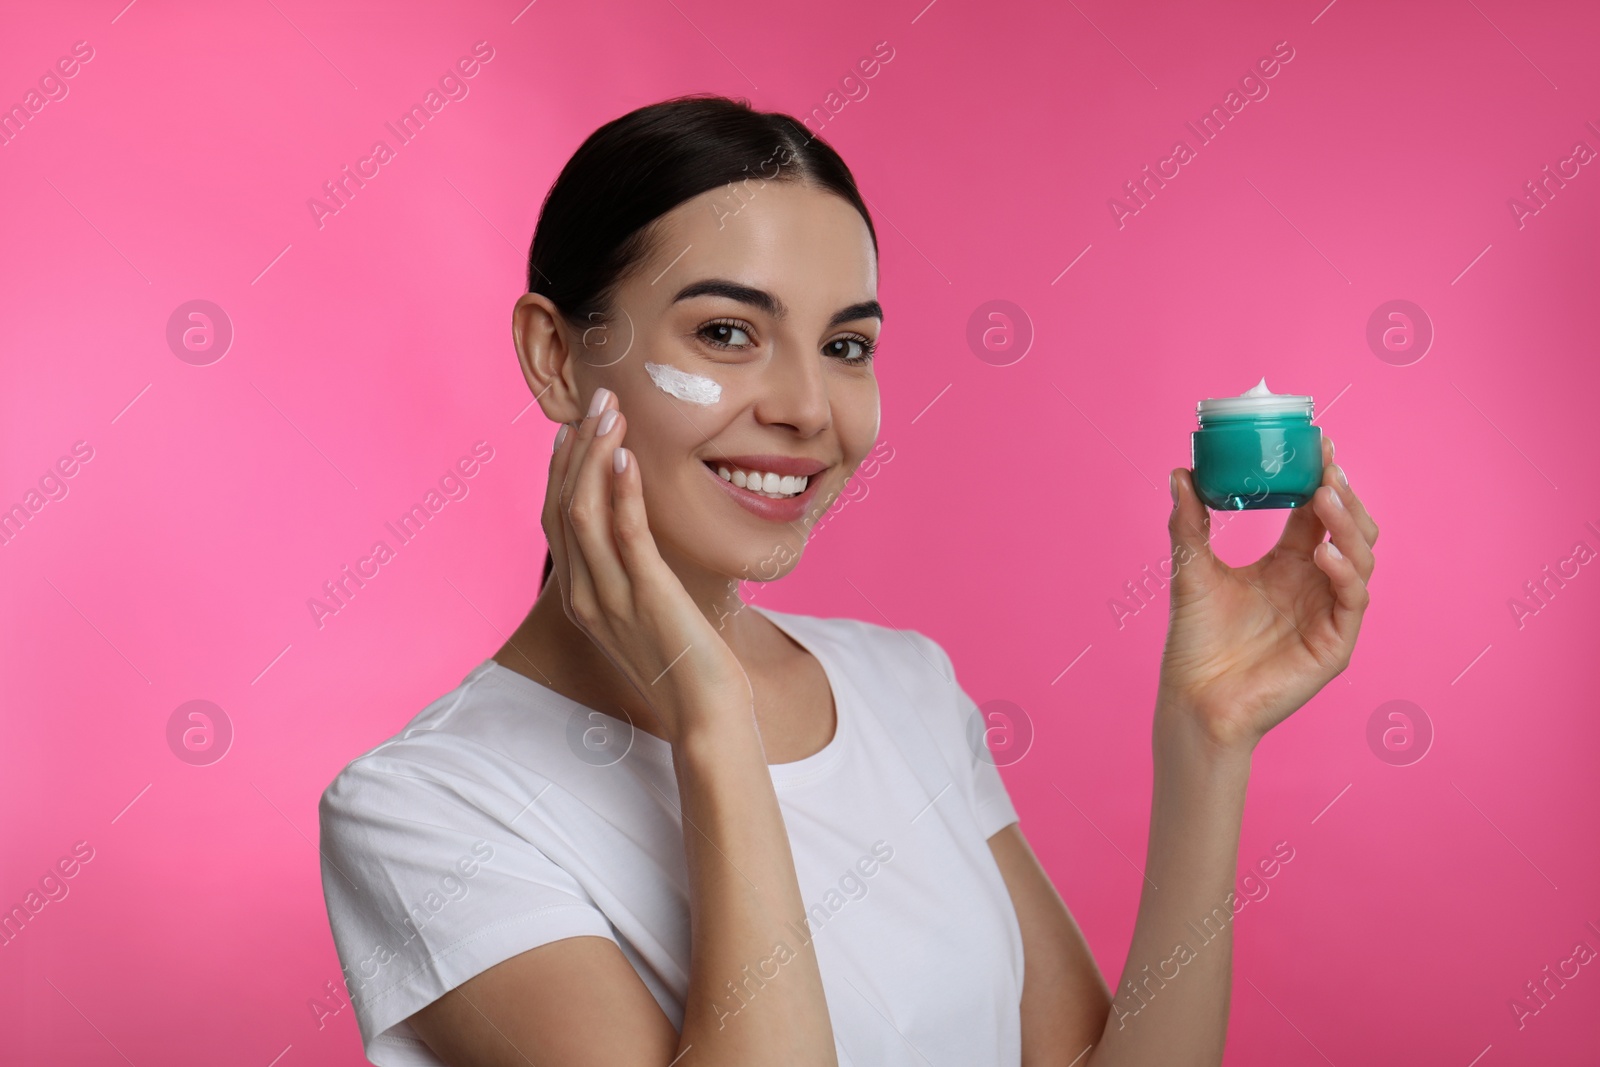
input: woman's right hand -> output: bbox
[543,386,755,743]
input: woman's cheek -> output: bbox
[839,379,881,463]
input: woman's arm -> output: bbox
[1092,703,1250,1064]
[987,825,1111,1064]
[992,703,1250,1067]
[998,435,1376,1065]
[672,713,842,1063]
[409,709,840,1067]
[991,702,1251,1067]
[408,393,839,1065]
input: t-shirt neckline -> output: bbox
[477,603,849,786]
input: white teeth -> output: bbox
[712,463,810,498]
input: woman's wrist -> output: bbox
[645,675,754,743]
[670,701,768,770]
[1153,688,1257,780]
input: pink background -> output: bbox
[3,0,1598,1062]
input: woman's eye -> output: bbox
[825,336,876,365]
[699,321,753,349]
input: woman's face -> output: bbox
[558,181,882,590]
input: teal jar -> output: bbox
[1191,378,1323,510]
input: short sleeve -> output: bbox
[954,685,1023,839]
[909,631,1021,839]
[318,757,618,1066]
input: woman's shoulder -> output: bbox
[753,605,957,687]
[764,606,998,814]
[317,657,563,826]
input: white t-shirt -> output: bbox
[317,605,1024,1066]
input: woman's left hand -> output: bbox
[1160,435,1379,752]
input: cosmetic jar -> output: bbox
[1191,378,1322,510]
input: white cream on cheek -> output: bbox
[644,361,722,406]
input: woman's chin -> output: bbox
[651,536,805,587]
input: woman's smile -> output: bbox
[700,455,830,522]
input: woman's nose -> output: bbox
[752,349,831,436]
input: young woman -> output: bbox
[318,94,1378,1067]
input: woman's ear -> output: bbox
[512,293,582,422]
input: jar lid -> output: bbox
[1196,376,1314,418]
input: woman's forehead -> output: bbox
[632,186,878,312]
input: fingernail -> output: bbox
[553,424,569,452]
[1333,463,1348,487]
[1326,485,1345,509]
[1325,540,1343,560]
[613,446,628,474]
[1169,471,1179,507]
[587,387,612,418]
[597,408,618,436]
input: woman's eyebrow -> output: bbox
[828,300,884,329]
[670,278,883,329]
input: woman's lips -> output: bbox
[701,460,824,523]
